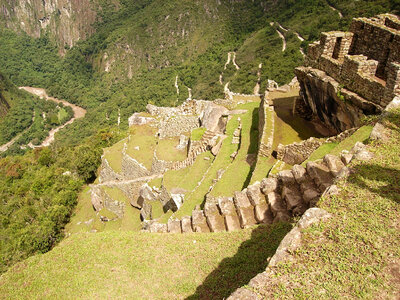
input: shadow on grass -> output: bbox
[186,222,292,300]
[351,163,400,205]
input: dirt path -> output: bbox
[327,2,343,18]
[19,87,87,148]
[276,29,287,52]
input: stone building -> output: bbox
[296,14,400,133]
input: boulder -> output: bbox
[323,154,345,177]
[227,288,262,300]
[192,209,210,233]
[254,202,273,224]
[302,188,320,204]
[260,177,278,195]
[167,219,182,233]
[181,216,193,233]
[201,103,229,133]
[273,211,291,223]
[136,183,157,208]
[370,123,386,141]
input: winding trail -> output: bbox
[276,29,286,52]
[327,2,343,18]
[19,87,87,148]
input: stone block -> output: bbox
[323,154,345,177]
[149,222,167,233]
[282,186,304,211]
[217,197,241,231]
[224,215,241,231]
[254,202,273,224]
[181,216,193,233]
[341,153,354,165]
[167,219,182,233]
[273,211,291,223]
[303,188,320,204]
[192,210,210,233]
[260,177,278,194]
[306,161,334,192]
[292,164,308,184]
[278,170,296,185]
[234,191,256,228]
[204,202,226,232]
[267,192,287,215]
[246,182,264,206]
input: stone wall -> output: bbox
[298,14,400,131]
[276,137,323,165]
[144,150,356,233]
[257,97,275,157]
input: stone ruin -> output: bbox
[296,14,400,133]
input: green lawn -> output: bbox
[155,136,188,162]
[0,224,292,300]
[103,138,126,174]
[190,127,207,141]
[250,156,276,184]
[126,125,158,169]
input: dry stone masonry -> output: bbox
[296,14,400,133]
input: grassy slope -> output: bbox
[0,223,292,299]
[252,110,400,298]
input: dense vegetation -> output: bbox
[0,127,124,273]
[0,0,398,274]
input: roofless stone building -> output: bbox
[295,13,400,133]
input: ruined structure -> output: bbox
[296,14,400,133]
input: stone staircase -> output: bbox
[171,130,218,170]
[145,152,352,233]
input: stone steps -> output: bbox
[145,152,352,233]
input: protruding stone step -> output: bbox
[291,164,308,185]
[204,202,226,232]
[218,197,241,231]
[306,161,334,192]
[278,170,296,185]
[233,190,257,228]
[323,154,345,177]
[281,185,307,216]
[167,219,182,233]
[181,216,193,233]
[246,182,272,224]
[192,209,211,233]
[149,222,167,233]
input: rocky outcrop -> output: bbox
[0,0,98,52]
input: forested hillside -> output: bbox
[0,0,398,274]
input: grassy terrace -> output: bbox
[103,138,126,173]
[66,186,143,234]
[155,136,188,162]
[126,125,158,170]
[304,125,374,165]
[252,110,400,298]
[0,223,292,299]
[210,101,260,197]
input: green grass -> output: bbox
[328,125,373,156]
[103,138,126,173]
[57,108,69,123]
[190,127,207,141]
[150,201,164,220]
[250,112,400,298]
[163,152,214,193]
[250,156,276,184]
[155,136,188,162]
[303,142,339,165]
[174,114,240,218]
[303,125,374,166]
[0,223,292,299]
[210,101,260,197]
[126,125,158,170]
